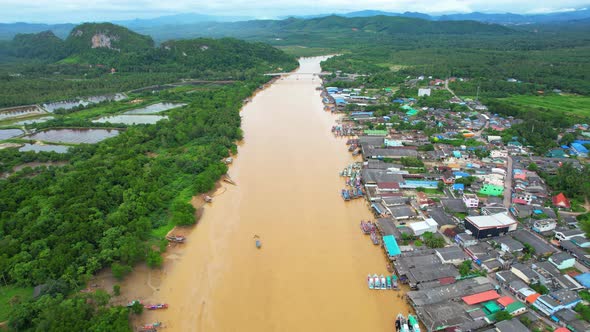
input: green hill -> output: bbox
[65,22,154,53]
[12,30,66,60]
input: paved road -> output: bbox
[444,79,473,111]
[503,156,513,208]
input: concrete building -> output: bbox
[533,289,581,316]
[464,213,517,239]
[463,193,479,208]
[409,218,438,236]
[549,252,576,270]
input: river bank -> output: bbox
[116,56,411,331]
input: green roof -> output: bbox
[479,184,504,196]
[546,149,566,158]
[505,301,526,313]
[483,301,501,314]
[364,129,388,136]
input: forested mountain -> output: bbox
[0,23,297,107]
[11,31,66,60]
[131,15,515,41]
[0,22,74,40]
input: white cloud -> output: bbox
[0,0,588,23]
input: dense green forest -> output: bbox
[0,23,296,107]
[0,23,297,330]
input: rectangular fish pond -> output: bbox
[123,102,186,115]
[0,129,24,140]
[92,115,167,125]
[19,144,70,153]
[24,129,121,144]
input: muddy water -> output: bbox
[144,56,411,331]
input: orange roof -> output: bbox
[462,290,500,305]
[554,328,569,332]
[525,293,540,304]
[497,296,515,307]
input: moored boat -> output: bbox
[380,275,386,290]
[395,314,406,332]
[368,274,374,289]
[386,275,392,289]
[145,303,168,310]
[360,220,371,234]
[408,314,420,332]
[373,274,380,289]
[370,231,379,245]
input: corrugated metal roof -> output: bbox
[462,290,500,305]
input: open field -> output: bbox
[501,94,590,117]
[0,285,33,321]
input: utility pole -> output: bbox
[476,85,480,102]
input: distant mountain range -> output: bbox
[288,8,590,25]
[0,8,589,41]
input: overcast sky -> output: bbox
[0,0,588,23]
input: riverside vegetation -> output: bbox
[0,22,296,330]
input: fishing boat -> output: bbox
[380,275,387,290]
[341,189,350,201]
[386,276,392,289]
[373,274,380,289]
[408,314,421,332]
[393,275,399,290]
[141,322,162,331]
[166,234,185,243]
[253,235,261,249]
[395,314,405,332]
[145,303,168,310]
[368,274,374,289]
[360,221,371,234]
[370,231,380,245]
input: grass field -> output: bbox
[502,95,590,117]
[0,285,33,321]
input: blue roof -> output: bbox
[453,183,465,191]
[454,171,470,178]
[383,235,401,257]
[393,99,404,103]
[561,145,570,149]
[574,140,590,145]
[334,98,347,105]
[572,143,589,153]
[575,273,590,288]
[371,203,383,214]
[453,151,462,158]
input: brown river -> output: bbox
[141,56,411,331]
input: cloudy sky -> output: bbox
[0,0,588,23]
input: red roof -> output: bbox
[512,198,529,205]
[439,276,456,285]
[497,296,515,307]
[378,182,400,190]
[554,328,569,332]
[552,193,571,208]
[525,293,540,304]
[462,290,500,305]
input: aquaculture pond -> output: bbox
[24,129,121,144]
[123,102,186,115]
[12,117,55,125]
[93,115,167,125]
[19,144,70,153]
[0,129,24,140]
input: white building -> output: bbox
[463,193,480,208]
[532,219,556,233]
[418,88,431,97]
[490,150,508,158]
[409,218,438,236]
